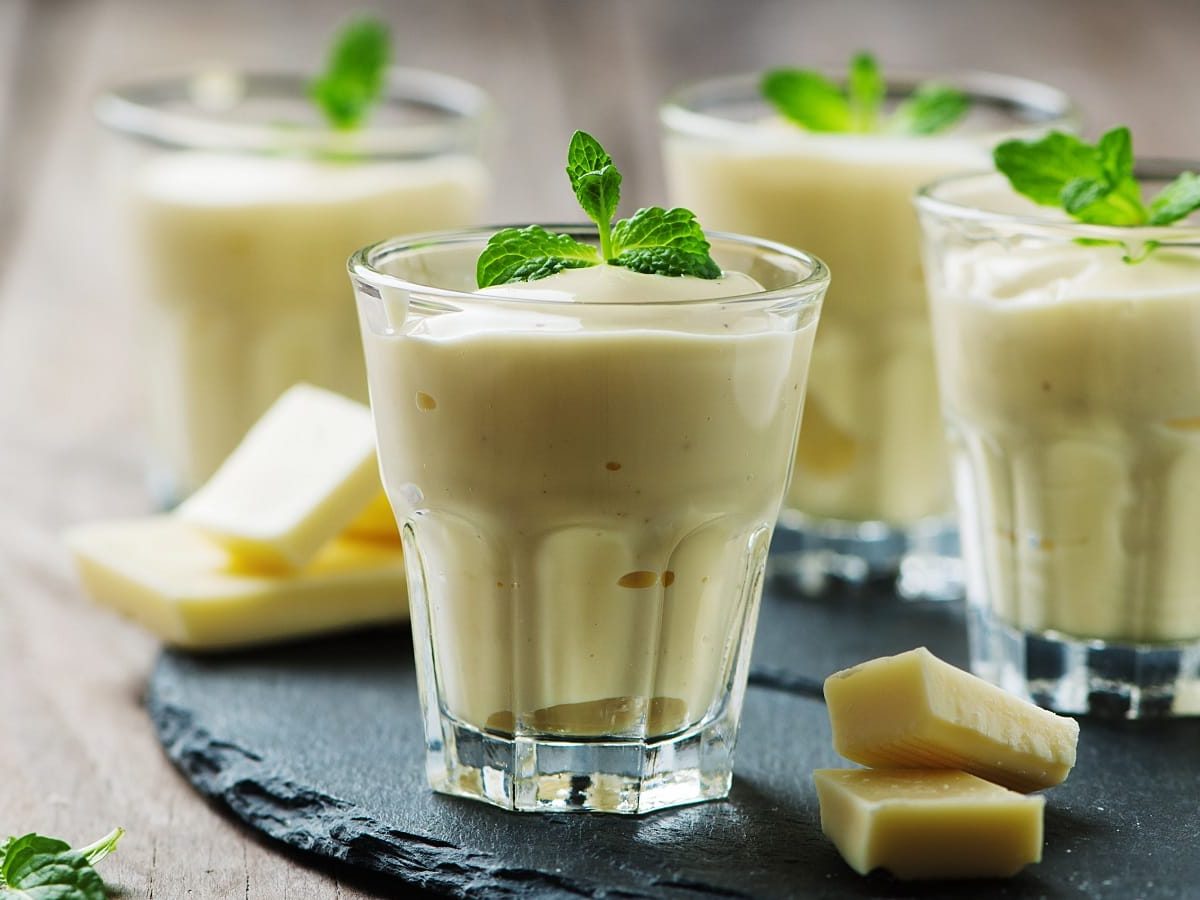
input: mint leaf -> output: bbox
[613,247,722,279]
[760,68,851,132]
[75,830,124,869]
[994,127,1149,226]
[994,126,1200,260]
[994,131,1104,204]
[476,225,599,288]
[993,131,1106,208]
[1075,236,1162,264]
[763,53,970,135]
[890,83,969,135]
[1148,171,1200,225]
[477,133,722,287]
[309,17,390,130]
[0,828,122,900]
[1097,126,1134,183]
[847,52,884,133]
[565,131,622,259]
[609,207,720,278]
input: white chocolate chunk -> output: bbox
[179,384,383,569]
[824,648,1079,792]
[814,769,1044,879]
[345,492,400,541]
[67,516,407,650]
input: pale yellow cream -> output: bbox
[665,127,988,523]
[131,151,487,494]
[364,264,816,736]
[931,237,1200,642]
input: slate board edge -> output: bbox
[147,664,725,900]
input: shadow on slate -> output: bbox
[748,573,971,698]
[148,581,1200,899]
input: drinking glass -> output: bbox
[917,167,1200,717]
[350,227,828,811]
[661,70,1076,599]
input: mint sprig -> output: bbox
[762,52,969,136]
[309,17,391,130]
[610,207,720,278]
[476,226,599,287]
[995,126,1200,234]
[848,52,885,133]
[565,131,622,261]
[890,82,971,136]
[477,131,721,287]
[0,828,124,900]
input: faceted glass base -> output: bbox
[424,704,740,814]
[969,605,1200,719]
[770,511,964,601]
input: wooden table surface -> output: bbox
[2,1,1198,896]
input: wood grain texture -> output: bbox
[1,1,1198,897]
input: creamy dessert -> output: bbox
[131,151,487,494]
[930,236,1200,643]
[666,134,978,522]
[363,263,816,737]
[662,73,1074,528]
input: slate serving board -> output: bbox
[148,581,1200,899]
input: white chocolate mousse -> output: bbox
[665,122,990,523]
[930,213,1200,643]
[364,263,816,736]
[130,151,487,494]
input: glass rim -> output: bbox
[349,225,830,308]
[915,165,1200,244]
[659,68,1079,141]
[94,66,493,157]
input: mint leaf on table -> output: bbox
[309,17,391,130]
[889,83,971,135]
[477,131,721,287]
[762,51,969,136]
[0,828,124,900]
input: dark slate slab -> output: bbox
[749,580,970,697]
[149,586,1200,900]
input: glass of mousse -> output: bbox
[350,185,827,810]
[917,161,1200,718]
[95,65,490,504]
[661,63,1075,599]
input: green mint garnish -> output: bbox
[762,52,969,136]
[476,226,600,287]
[994,126,1200,261]
[309,17,391,130]
[761,69,852,133]
[565,131,622,261]
[477,131,720,288]
[890,82,971,136]
[0,828,124,900]
[848,52,884,133]
[1147,170,1200,225]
